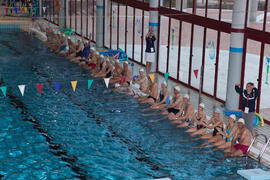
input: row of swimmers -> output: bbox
[38,23,252,158]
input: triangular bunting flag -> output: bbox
[104,78,110,88]
[164,72,169,82]
[88,80,93,89]
[54,82,60,93]
[71,81,77,92]
[9,7,13,13]
[24,7,28,13]
[193,69,199,79]
[149,73,155,83]
[5,8,8,14]
[120,76,125,85]
[42,7,46,13]
[36,84,43,94]
[14,7,18,14]
[0,86,7,97]
[18,85,25,96]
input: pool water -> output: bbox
[0,32,268,180]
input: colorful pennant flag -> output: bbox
[14,7,18,14]
[24,7,28,13]
[71,81,77,92]
[5,8,8,14]
[88,80,93,89]
[54,82,60,93]
[104,78,110,88]
[18,85,25,96]
[193,69,199,79]
[149,73,155,83]
[120,76,125,85]
[164,72,169,82]
[42,7,46,13]
[37,84,43,94]
[9,7,13,13]
[0,86,7,97]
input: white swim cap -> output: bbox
[184,94,189,99]
[68,37,71,39]
[116,60,120,63]
[139,68,144,72]
[238,118,245,124]
[214,109,220,113]
[91,47,95,51]
[229,114,236,121]
[199,103,205,108]
[174,86,181,92]
[115,83,120,88]
[124,61,129,65]
[95,52,99,55]
[100,55,104,58]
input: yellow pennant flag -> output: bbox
[71,81,77,92]
[149,73,155,83]
[24,7,28,13]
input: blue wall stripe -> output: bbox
[149,22,158,27]
[230,47,243,53]
[96,5,104,9]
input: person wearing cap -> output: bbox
[170,94,194,126]
[150,81,170,110]
[229,118,252,156]
[211,114,238,152]
[91,55,105,77]
[121,61,132,87]
[68,39,83,62]
[57,35,69,55]
[235,82,258,135]
[109,60,125,85]
[161,86,183,115]
[92,58,113,78]
[72,35,91,64]
[185,103,207,135]
[138,82,159,104]
[132,68,149,95]
[65,36,76,56]
[145,30,156,75]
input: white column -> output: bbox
[249,0,258,22]
[149,0,159,73]
[96,0,104,48]
[226,0,247,110]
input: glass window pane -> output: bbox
[134,9,143,63]
[159,16,169,74]
[190,25,204,89]
[142,11,149,65]
[126,6,134,59]
[111,2,118,49]
[119,5,126,51]
[217,32,230,100]
[179,22,191,84]
[203,28,217,95]
[168,19,180,79]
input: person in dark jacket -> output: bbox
[235,82,258,134]
[145,30,156,75]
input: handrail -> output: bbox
[258,137,270,163]
[246,134,268,157]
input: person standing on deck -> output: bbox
[145,30,156,75]
[235,82,258,136]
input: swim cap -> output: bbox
[214,109,220,113]
[100,55,104,58]
[174,86,181,92]
[139,68,144,72]
[124,61,129,65]
[91,47,95,51]
[229,114,236,121]
[68,37,71,39]
[238,118,245,124]
[115,83,120,88]
[199,103,205,108]
[184,94,189,99]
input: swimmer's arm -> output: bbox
[226,126,237,139]
[157,91,169,105]
[206,120,221,129]
[179,105,193,120]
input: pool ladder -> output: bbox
[246,134,270,163]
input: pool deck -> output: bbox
[1,16,270,169]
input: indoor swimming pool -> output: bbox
[0,31,268,179]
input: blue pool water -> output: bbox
[0,32,268,179]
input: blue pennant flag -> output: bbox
[54,82,60,93]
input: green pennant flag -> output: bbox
[88,80,93,89]
[9,7,13,13]
[0,86,7,97]
[164,72,170,82]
